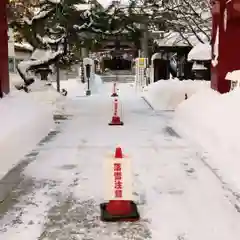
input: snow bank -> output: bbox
[52,78,86,98]
[9,73,23,90]
[174,88,240,192]
[0,92,54,179]
[52,74,103,98]
[143,79,210,110]
[91,74,103,93]
[10,73,104,116]
[10,73,66,115]
[29,85,66,115]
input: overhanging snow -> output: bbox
[188,43,211,61]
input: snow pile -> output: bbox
[9,73,23,90]
[143,79,210,110]
[52,79,86,98]
[73,3,91,11]
[52,74,104,98]
[174,87,240,192]
[91,74,104,94]
[192,62,207,70]
[188,43,211,61]
[10,73,104,116]
[10,73,66,115]
[0,92,54,179]
[29,84,66,115]
[14,42,33,51]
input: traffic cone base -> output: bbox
[100,201,140,222]
[106,200,132,215]
[111,92,118,97]
[108,116,124,125]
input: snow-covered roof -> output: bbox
[154,31,210,47]
[192,62,207,70]
[31,49,56,60]
[108,5,158,16]
[14,42,34,52]
[225,70,240,81]
[188,43,211,61]
[36,34,63,45]
[73,3,91,11]
[39,0,60,3]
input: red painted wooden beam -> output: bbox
[0,0,9,95]
[211,0,240,93]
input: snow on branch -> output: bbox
[23,8,53,26]
[123,0,211,45]
[73,19,94,31]
[36,34,65,46]
[16,46,64,92]
[39,0,61,4]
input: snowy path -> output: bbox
[1,83,240,239]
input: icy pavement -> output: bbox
[1,83,240,240]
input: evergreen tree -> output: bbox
[10,0,111,90]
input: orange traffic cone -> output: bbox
[100,147,140,222]
[108,98,123,125]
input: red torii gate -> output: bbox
[0,0,9,96]
[211,0,240,93]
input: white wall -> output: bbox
[15,50,31,60]
[8,28,15,58]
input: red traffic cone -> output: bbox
[111,82,118,97]
[109,99,123,125]
[106,147,131,215]
[115,147,123,158]
[100,147,140,222]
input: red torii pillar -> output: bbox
[211,0,240,93]
[0,0,9,96]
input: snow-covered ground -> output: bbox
[51,74,104,98]
[1,80,240,239]
[10,73,65,113]
[144,78,240,211]
[143,79,210,110]
[174,87,240,195]
[0,73,103,181]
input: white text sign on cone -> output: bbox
[104,157,133,201]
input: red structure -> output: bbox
[100,147,140,222]
[108,98,124,126]
[211,0,240,93]
[0,0,9,96]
